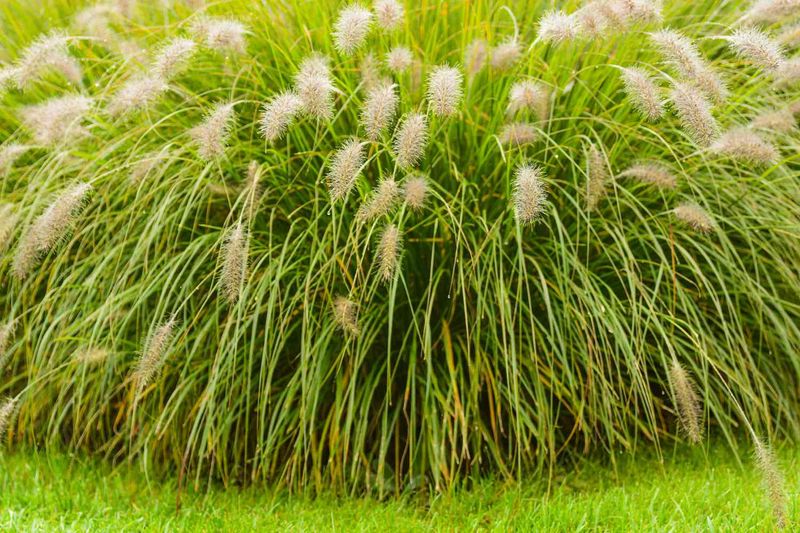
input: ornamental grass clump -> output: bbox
[0,0,799,496]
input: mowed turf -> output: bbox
[1,443,797,531]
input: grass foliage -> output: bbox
[0,0,799,495]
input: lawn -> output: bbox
[1,443,796,531]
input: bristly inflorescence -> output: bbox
[514,164,548,225]
[537,10,578,44]
[491,39,522,71]
[0,397,17,443]
[356,178,400,223]
[295,54,335,120]
[753,437,789,530]
[0,319,16,370]
[0,144,29,176]
[673,202,714,232]
[376,223,402,282]
[361,81,398,140]
[386,46,413,73]
[260,91,304,144]
[507,80,550,121]
[327,139,365,202]
[427,65,463,117]
[107,75,169,116]
[393,112,428,168]
[133,317,178,396]
[191,17,248,54]
[333,296,359,336]
[190,102,236,160]
[726,28,786,72]
[14,31,81,89]
[619,66,664,120]
[617,162,677,189]
[585,143,609,211]
[13,182,92,279]
[403,175,428,211]
[22,95,93,145]
[668,359,703,444]
[334,4,373,55]
[152,37,197,80]
[221,222,249,303]
[711,128,779,165]
[374,0,404,31]
[499,122,538,147]
[0,203,19,253]
[669,82,719,146]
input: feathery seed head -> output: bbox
[0,203,19,253]
[537,11,578,44]
[393,113,427,168]
[750,108,796,133]
[359,53,385,91]
[376,224,401,282]
[357,178,400,223]
[129,150,168,184]
[361,81,398,141]
[404,175,428,211]
[651,30,727,103]
[585,143,609,211]
[0,143,29,176]
[774,57,800,87]
[726,28,785,71]
[22,95,93,145]
[670,82,718,146]
[0,319,15,365]
[333,296,359,336]
[499,122,538,147]
[133,317,177,395]
[243,160,263,221]
[427,65,463,117]
[710,128,778,165]
[295,54,335,120]
[192,17,247,54]
[650,29,704,77]
[327,139,365,202]
[514,164,548,225]
[673,202,714,232]
[0,66,19,93]
[374,0,404,31]
[152,38,197,80]
[753,438,789,530]
[15,31,81,89]
[74,346,111,365]
[221,222,249,303]
[386,46,413,73]
[507,80,550,121]
[464,39,488,78]
[668,359,703,444]
[260,91,303,143]
[190,102,236,160]
[745,0,800,24]
[620,67,664,120]
[74,4,118,45]
[617,162,677,188]
[334,4,372,55]
[778,22,800,47]
[13,182,92,279]
[491,39,522,71]
[0,397,17,443]
[691,66,728,104]
[108,75,169,116]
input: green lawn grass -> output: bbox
[1,444,796,531]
